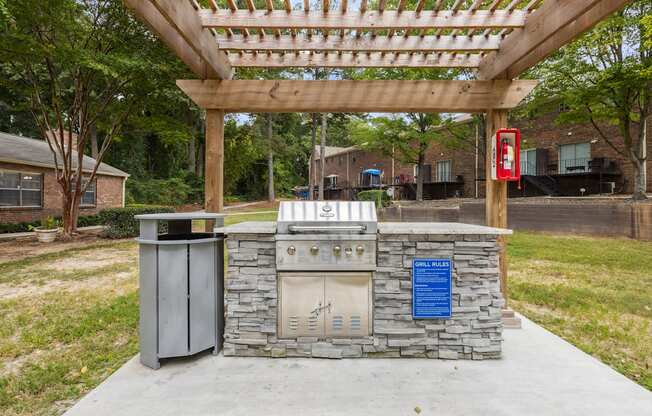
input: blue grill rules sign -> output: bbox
[412,258,452,319]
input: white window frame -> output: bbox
[0,169,43,208]
[72,176,97,207]
[436,160,452,183]
[558,142,591,174]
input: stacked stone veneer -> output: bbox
[223,229,504,359]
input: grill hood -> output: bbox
[277,201,378,234]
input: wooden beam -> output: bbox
[205,109,225,219]
[127,0,232,79]
[485,109,509,304]
[199,9,529,30]
[506,0,631,78]
[227,51,483,67]
[176,79,538,112]
[217,34,502,51]
[124,0,207,78]
[477,0,605,80]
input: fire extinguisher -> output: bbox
[502,138,513,175]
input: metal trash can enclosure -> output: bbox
[135,212,225,369]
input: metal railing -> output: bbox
[520,158,619,176]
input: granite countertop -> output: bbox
[218,221,510,235]
[216,221,277,234]
[377,222,512,235]
[135,211,225,220]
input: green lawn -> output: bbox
[1,221,650,415]
[508,232,652,390]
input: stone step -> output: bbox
[502,309,515,318]
[502,316,522,329]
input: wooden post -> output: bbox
[485,109,509,305]
[205,109,224,231]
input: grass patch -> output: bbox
[508,231,652,390]
[224,211,277,225]
[0,210,276,416]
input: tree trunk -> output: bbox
[188,135,196,173]
[267,113,275,203]
[634,117,648,199]
[61,184,82,238]
[318,113,327,201]
[197,139,204,178]
[90,124,98,159]
[308,113,317,200]
[416,150,424,202]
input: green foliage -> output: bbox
[126,176,197,207]
[0,214,102,234]
[525,0,651,198]
[356,190,390,208]
[37,216,58,230]
[99,205,174,239]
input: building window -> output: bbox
[0,170,43,208]
[80,178,96,206]
[520,149,537,175]
[436,160,452,182]
[559,142,590,174]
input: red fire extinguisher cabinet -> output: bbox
[491,128,521,181]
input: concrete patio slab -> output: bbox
[65,315,652,416]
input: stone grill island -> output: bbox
[219,201,510,360]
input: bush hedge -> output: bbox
[0,214,103,234]
[99,204,174,239]
[356,190,390,208]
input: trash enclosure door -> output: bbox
[158,245,189,357]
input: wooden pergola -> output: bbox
[125,0,630,302]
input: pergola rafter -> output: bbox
[227,51,482,68]
[125,0,629,75]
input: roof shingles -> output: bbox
[0,132,128,177]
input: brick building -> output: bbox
[0,132,128,224]
[315,109,651,199]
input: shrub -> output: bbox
[0,214,103,234]
[356,190,390,208]
[99,205,174,239]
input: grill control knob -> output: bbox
[356,245,365,255]
[333,245,342,255]
[310,245,319,255]
[287,246,296,255]
[344,247,353,256]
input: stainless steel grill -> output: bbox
[276,201,377,338]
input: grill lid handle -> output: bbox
[288,225,367,233]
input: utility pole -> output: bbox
[319,113,327,201]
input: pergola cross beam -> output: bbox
[176,79,539,113]
[199,9,529,31]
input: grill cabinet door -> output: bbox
[278,273,324,338]
[325,272,372,337]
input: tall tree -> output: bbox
[350,67,459,201]
[529,0,651,199]
[0,0,183,236]
[350,115,445,201]
[267,113,275,203]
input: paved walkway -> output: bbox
[65,315,652,416]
